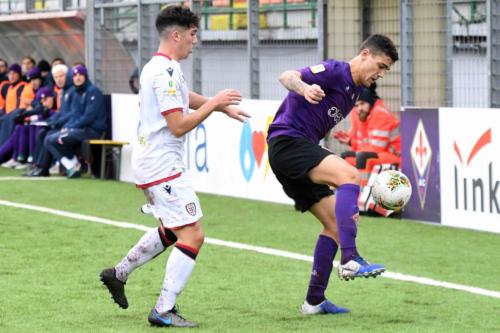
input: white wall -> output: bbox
[111,94,292,205]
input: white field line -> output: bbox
[0,176,67,181]
[1,199,499,300]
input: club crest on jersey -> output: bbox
[185,202,197,216]
[167,67,174,77]
[310,64,325,74]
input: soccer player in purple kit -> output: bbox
[267,34,398,315]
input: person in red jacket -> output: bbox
[333,85,400,185]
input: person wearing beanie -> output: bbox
[37,59,51,75]
[72,64,88,78]
[0,64,28,147]
[36,86,55,100]
[1,64,26,114]
[333,84,401,188]
[0,85,56,169]
[19,67,43,110]
[44,63,105,178]
[37,59,53,88]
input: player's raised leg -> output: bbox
[148,222,203,328]
[301,195,349,315]
[309,155,385,280]
[100,225,177,309]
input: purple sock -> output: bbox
[305,234,338,305]
[336,183,360,264]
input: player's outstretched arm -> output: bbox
[165,89,242,137]
[188,91,209,110]
[279,70,325,104]
[188,91,250,123]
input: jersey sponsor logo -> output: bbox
[139,134,147,146]
[327,106,344,123]
[167,67,174,77]
[166,80,177,95]
[185,202,197,216]
[310,64,325,74]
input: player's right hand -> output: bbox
[304,84,325,104]
[333,130,350,144]
[212,89,242,109]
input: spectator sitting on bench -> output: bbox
[44,65,106,178]
[0,87,55,168]
[332,84,400,186]
[0,69,45,168]
[25,64,73,177]
[0,64,28,145]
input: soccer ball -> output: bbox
[371,170,412,211]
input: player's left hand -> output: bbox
[222,106,251,122]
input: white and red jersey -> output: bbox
[132,53,189,188]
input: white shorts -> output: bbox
[143,173,203,229]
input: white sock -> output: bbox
[155,246,196,313]
[114,228,165,282]
[60,156,77,169]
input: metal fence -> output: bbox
[1,0,497,109]
[83,0,323,97]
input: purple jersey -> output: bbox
[267,59,361,144]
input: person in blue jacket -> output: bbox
[44,65,106,178]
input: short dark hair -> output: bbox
[51,57,65,66]
[22,56,36,65]
[359,34,399,63]
[0,59,7,67]
[155,5,199,36]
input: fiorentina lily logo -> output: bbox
[410,119,432,209]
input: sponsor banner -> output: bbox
[401,108,441,223]
[111,94,292,205]
[439,108,500,233]
[111,94,139,183]
[185,99,292,205]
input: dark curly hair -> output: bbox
[155,5,199,36]
[359,34,399,63]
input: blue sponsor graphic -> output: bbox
[186,124,208,173]
[195,124,208,172]
[240,121,255,182]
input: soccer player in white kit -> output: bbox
[99,5,249,328]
